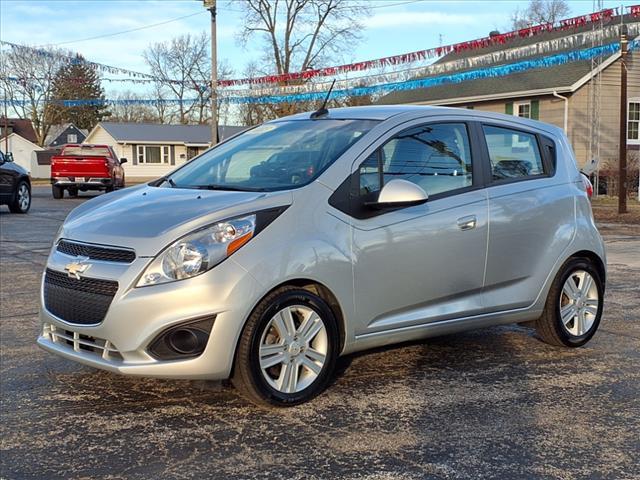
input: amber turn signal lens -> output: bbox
[226,232,253,256]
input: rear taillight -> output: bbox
[581,173,593,199]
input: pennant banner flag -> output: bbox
[3,21,638,99]
[4,41,620,108]
[2,6,635,90]
[217,7,620,87]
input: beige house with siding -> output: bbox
[84,123,245,180]
[378,14,640,191]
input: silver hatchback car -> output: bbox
[38,106,605,406]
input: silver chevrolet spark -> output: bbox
[38,106,606,406]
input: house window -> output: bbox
[137,145,170,164]
[67,134,77,143]
[515,101,531,119]
[187,147,200,160]
[629,99,640,144]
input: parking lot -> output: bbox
[1,186,639,479]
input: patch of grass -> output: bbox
[592,196,640,234]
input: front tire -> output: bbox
[9,181,31,213]
[232,287,339,407]
[535,258,604,347]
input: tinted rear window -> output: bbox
[63,146,111,157]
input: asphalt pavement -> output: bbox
[1,187,639,480]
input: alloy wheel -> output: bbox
[17,184,30,211]
[258,305,328,394]
[559,270,599,336]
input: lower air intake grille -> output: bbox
[42,323,123,361]
[44,268,118,325]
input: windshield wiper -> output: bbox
[156,176,177,188]
[192,184,264,192]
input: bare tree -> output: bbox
[512,0,570,29]
[108,90,159,123]
[150,83,174,124]
[237,0,370,120]
[143,34,235,125]
[0,45,65,146]
[144,33,210,124]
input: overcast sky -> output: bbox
[1,0,637,96]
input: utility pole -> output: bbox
[618,24,628,214]
[3,102,8,154]
[204,0,218,145]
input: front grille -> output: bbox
[44,268,118,325]
[42,323,123,361]
[57,240,136,263]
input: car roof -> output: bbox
[277,105,443,121]
[274,104,564,137]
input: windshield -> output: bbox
[166,119,379,191]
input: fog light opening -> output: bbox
[147,316,215,361]
[167,328,201,355]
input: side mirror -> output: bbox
[5,152,14,163]
[367,179,428,209]
[120,158,128,164]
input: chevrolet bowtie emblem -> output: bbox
[64,256,91,280]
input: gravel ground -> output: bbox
[1,187,639,480]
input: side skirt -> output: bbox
[345,306,542,355]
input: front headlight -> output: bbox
[137,214,256,287]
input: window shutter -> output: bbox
[505,102,514,115]
[132,145,137,165]
[531,100,540,120]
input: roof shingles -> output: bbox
[99,123,245,144]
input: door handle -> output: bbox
[457,215,477,231]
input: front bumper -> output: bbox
[38,247,264,380]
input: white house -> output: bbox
[1,133,46,178]
[84,122,246,179]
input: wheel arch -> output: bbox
[266,279,345,352]
[233,278,347,370]
[569,250,606,289]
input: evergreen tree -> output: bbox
[48,55,109,129]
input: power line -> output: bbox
[369,0,426,9]
[43,11,205,47]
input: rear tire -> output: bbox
[232,287,339,407]
[8,181,31,213]
[535,257,604,347]
[52,185,64,199]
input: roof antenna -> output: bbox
[310,79,336,119]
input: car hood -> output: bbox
[60,185,293,256]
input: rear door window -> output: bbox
[482,125,545,181]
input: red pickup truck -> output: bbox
[50,144,126,199]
